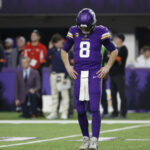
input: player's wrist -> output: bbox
[105,64,111,70]
[65,64,71,68]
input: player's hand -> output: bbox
[15,99,20,106]
[96,66,110,79]
[66,65,78,79]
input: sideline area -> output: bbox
[0,120,150,124]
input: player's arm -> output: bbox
[61,38,78,79]
[97,39,118,79]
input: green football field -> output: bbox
[0,112,150,150]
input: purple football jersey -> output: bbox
[63,25,111,71]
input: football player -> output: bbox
[61,8,118,150]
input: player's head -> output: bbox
[31,29,41,42]
[76,8,96,35]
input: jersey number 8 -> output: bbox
[79,41,90,58]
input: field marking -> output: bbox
[0,124,150,148]
[0,120,150,124]
[124,139,150,141]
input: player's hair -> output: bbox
[51,33,62,43]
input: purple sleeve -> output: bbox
[62,38,74,52]
[102,39,117,52]
[63,27,74,52]
[66,27,74,40]
[100,26,111,42]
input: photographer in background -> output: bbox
[46,34,70,119]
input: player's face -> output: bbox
[80,26,92,34]
[31,33,40,42]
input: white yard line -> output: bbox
[124,139,150,141]
[101,124,150,134]
[0,124,150,148]
[0,120,150,124]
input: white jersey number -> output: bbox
[79,41,90,58]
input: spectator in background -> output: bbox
[0,43,4,71]
[15,57,40,118]
[46,34,70,119]
[9,36,26,68]
[22,30,47,69]
[110,34,128,118]
[134,46,150,68]
[22,30,47,116]
[4,38,14,67]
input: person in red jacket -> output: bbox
[22,30,47,69]
[22,29,47,116]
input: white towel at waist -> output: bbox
[79,71,90,101]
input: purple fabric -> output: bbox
[64,25,110,71]
[78,113,89,137]
[102,39,117,52]
[63,38,74,53]
[0,68,17,110]
[42,67,51,95]
[92,111,101,138]
[74,70,102,138]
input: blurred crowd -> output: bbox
[0,29,150,119]
[0,30,74,119]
